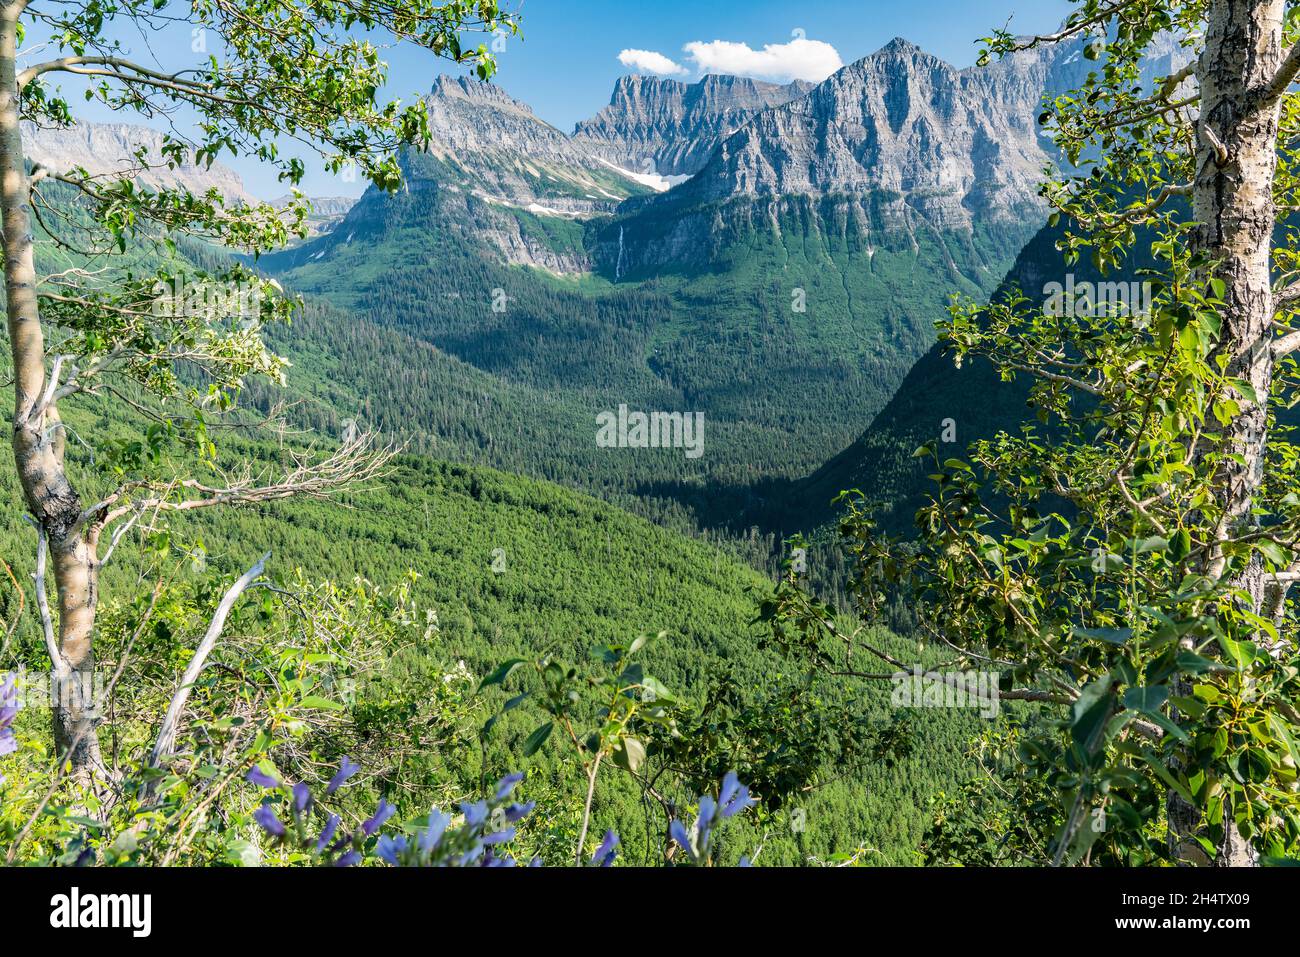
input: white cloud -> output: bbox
[617,49,689,76]
[681,37,843,83]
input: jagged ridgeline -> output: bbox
[256,37,1138,529]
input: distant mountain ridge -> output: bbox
[23,120,357,235]
[572,73,814,177]
[22,120,252,203]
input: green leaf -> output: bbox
[1234,748,1272,784]
[640,676,675,702]
[1142,749,1195,804]
[1145,712,1190,743]
[1071,675,1113,748]
[1175,650,1223,674]
[1225,376,1260,405]
[226,838,260,867]
[477,658,526,692]
[1134,536,1169,554]
[298,695,343,711]
[1073,626,1133,645]
[619,662,645,687]
[1257,539,1290,568]
[1123,686,1169,714]
[1268,714,1300,767]
[522,722,553,756]
[615,736,646,772]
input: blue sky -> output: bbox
[55,0,1075,199]
[482,0,1074,132]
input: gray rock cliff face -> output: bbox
[571,74,813,177]
[423,76,648,218]
[22,121,252,203]
[643,39,1091,226]
[589,37,1120,275]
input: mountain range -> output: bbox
[22,121,356,236]
[572,73,814,177]
[245,36,1107,533]
[24,31,1184,544]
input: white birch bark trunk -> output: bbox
[1174,0,1285,867]
[0,1,104,784]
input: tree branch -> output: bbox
[146,552,269,772]
[94,433,396,531]
[31,523,64,676]
[1262,42,1300,104]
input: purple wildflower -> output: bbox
[292,782,312,815]
[253,803,286,838]
[718,772,757,819]
[504,800,535,823]
[316,814,340,853]
[669,819,693,857]
[375,835,408,865]
[245,766,280,789]
[494,772,524,800]
[459,800,489,828]
[591,829,619,867]
[481,827,516,845]
[326,756,360,795]
[361,799,396,837]
[419,809,451,854]
[0,673,18,770]
[697,794,717,828]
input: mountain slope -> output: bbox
[781,213,1156,536]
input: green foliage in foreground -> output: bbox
[0,423,984,864]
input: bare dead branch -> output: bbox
[30,524,64,676]
[93,432,397,532]
[146,551,269,774]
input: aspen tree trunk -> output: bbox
[1173,0,1285,867]
[0,0,105,784]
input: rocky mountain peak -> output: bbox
[615,36,1092,230]
[430,75,540,117]
[572,73,813,176]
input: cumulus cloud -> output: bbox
[617,49,689,76]
[681,37,843,83]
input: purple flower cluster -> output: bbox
[247,756,368,865]
[668,771,757,865]
[247,761,539,867]
[374,771,538,867]
[0,673,19,783]
[246,759,756,868]
[590,829,619,867]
